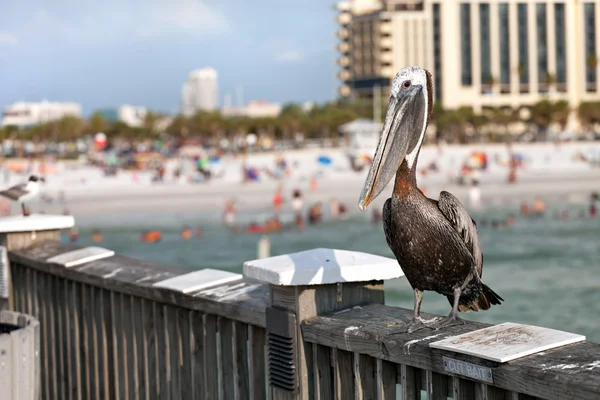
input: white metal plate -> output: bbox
[152,269,243,294]
[46,247,115,268]
[243,248,403,286]
[429,322,586,363]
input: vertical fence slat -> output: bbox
[144,300,159,400]
[475,383,508,400]
[191,311,205,399]
[89,285,99,400]
[426,370,448,400]
[78,283,90,400]
[40,271,53,400]
[376,359,396,400]
[111,291,124,400]
[234,322,250,400]
[204,314,219,400]
[167,305,182,400]
[220,317,235,400]
[124,295,137,400]
[452,376,476,400]
[248,325,266,400]
[156,304,169,400]
[132,297,145,400]
[333,348,354,400]
[25,267,33,315]
[101,289,115,399]
[179,309,193,398]
[69,281,81,400]
[401,364,418,400]
[53,276,66,400]
[313,344,333,399]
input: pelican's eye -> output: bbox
[402,80,411,89]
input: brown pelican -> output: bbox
[358,66,503,332]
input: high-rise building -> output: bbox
[181,67,219,116]
[336,0,600,128]
[1,101,82,127]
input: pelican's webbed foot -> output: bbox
[406,316,439,333]
[431,314,467,331]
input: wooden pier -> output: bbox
[2,214,600,399]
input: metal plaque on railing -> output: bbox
[266,306,298,393]
[46,246,115,268]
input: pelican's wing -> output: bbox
[0,184,28,201]
[382,198,395,252]
[437,190,483,276]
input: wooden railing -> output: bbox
[9,239,269,400]
[4,215,600,400]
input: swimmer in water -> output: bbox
[181,225,192,240]
[91,230,103,243]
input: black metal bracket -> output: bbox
[266,306,298,393]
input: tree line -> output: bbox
[1,98,599,144]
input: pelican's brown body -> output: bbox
[383,160,501,311]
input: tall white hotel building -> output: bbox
[336,0,600,129]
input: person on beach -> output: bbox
[273,186,283,215]
[533,197,545,216]
[520,201,530,217]
[291,189,303,217]
[329,198,340,219]
[308,202,323,225]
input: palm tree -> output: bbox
[87,112,109,135]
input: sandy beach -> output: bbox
[12,141,600,223]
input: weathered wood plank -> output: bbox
[111,291,125,400]
[313,344,333,399]
[89,285,100,400]
[452,377,475,400]
[204,314,219,400]
[9,241,270,328]
[234,322,250,400]
[54,276,66,400]
[178,308,193,398]
[132,297,144,400]
[144,300,159,400]
[39,270,53,400]
[68,280,82,400]
[101,289,116,399]
[190,311,205,400]
[301,304,600,400]
[123,295,137,400]
[78,283,90,400]
[354,351,376,399]
[401,364,418,400]
[156,304,169,400]
[333,348,354,400]
[167,305,182,400]
[249,325,266,400]
[220,317,235,400]
[377,359,396,400]
[426,369,447,400]
[475,383,508,400]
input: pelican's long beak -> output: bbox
[358,85,424,211]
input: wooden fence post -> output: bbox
[0,214,74,311]
[244,248,402,400]
[0,310,41,400]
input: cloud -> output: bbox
[138,0,230,38]
[274,50,304,63]
[0,32,18,46]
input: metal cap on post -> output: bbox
[0,214,75,311]
[244,248,403,400]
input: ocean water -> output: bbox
[72,203,600,343]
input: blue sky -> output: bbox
[0,0,338,115]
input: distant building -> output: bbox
[1,101,82,127]
[336,0,600,129]
[221,100,282,119]
[181,67,219,116]
[96,105,147,128]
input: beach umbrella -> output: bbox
[317,155,332,166]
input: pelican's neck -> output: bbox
[392,155,419,197]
